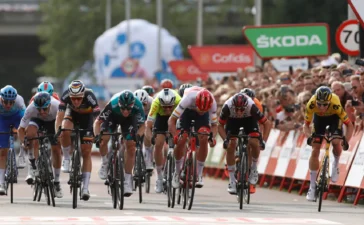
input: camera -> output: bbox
[352,100,360,106]
[355,59,364,67]
[342,69,354,76]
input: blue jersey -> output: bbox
[0,95,26,117]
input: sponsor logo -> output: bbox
[257,34,322,48]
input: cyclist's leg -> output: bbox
[60,107,74,173]
[330,115,343,183]
[24,121,39,184]
[307,114,326,201]
[0,117,10,194]
[172,112,189,188]
[194,110,210,187]
[143,118,153,171]
[97,119,113,180]
[153,115,169,193]
[224,118,240,194]
[120,116,137,196]
[79,113,94,200]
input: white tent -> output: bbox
[93,19,183,82]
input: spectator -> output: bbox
[303,76,316,94]
[331,81,353,107]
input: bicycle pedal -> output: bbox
[104,180,109,185]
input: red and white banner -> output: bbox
[257,129,280,174]
[188,45,255,72]
[345,132,364,188]
[169,60,209,81]
[274,131,295,177]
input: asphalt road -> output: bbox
[0,157,363,225]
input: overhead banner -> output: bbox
[243,23,330,58]
[270,58,309,72]
[188,45,255,72]
[169,60,209,81]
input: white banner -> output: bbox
[293,141,310,180]
[274,131,295,177]
[270,58,309,72]
[257,129,280,174]
[345,134,364,187]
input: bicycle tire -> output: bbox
[187,151,197,210]
[182,163,188,209]
[72,150,80,209]
[118,151,124,210]
[43,155,56,207]
[167,154,173,208]
[145,173,150,194]
[37,186,42,202]
[110,155,117,209]
[33,181,40,201]
[318,156,328,212]
[177,187,182,205]
[243,151,250,205]
[168,155,176,208]
[137,148,143,204]
[45,185,50,206]
[9,149,14,204]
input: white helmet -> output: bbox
[158,88,176,106]
[68,80,85,97]
[134,89,148,103]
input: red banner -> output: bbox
[188,45,255,72]
[169,60,209,81]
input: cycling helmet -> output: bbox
[178,83,193,97]
[315,86,332,102]
[118,90,135,109]
[161,79,173,89]
[142,85,155,96]
[38,81,54,95]
[195,89,213,112]
[158,88,176,106]
[232,93,248,109]
[0,85,17,101]
[68,80,85,97]
[33,91,51,108]
[134,89,148,104]
[240,88,255,99]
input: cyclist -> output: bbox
[160,79,173,89]
[168,87,217,189]
[94,90,145,197]
[142,85,155,97]
[218,93,271,194]
[241,88,263,112]
[18,92,63,198]
[303,86,353,201]
[134,89,154,170]
[178,83,193,98]
[55,80,100,201]
[0,85,26,195]
[19,81,61,169]
[145,88,181,193]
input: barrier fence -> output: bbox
[204,129,364,205]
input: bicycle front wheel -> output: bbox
[117,151,124,210]
[137,148,143,203]
[9,149,14,204]
[187,151,197,210]
[318,156,328,212]
[72,150,80,209]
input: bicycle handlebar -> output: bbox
[223,128,264,150]
[307,126,349,151]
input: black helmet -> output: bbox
[34,91,51,108]
[240,88,255,99]
[178,83,192,97]
[315,86,332,102]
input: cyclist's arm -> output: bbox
[250,104,271,141]
[336,103,354,141]
[94,103,113,136]
[17,106,36,143]
[217,103,230,140]
[209,98,218,137]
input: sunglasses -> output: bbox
[317,102,329,107]
[120,107,132,111]
[70,97,83,101]
[235,107,245,112]
[280,77,290,81]
[2,99,15,105]
[162,106,173,109]
[36,107,49,112]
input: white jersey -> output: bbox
[172,86,217,124]
[222,94,255,118]
[144,96,153,116]
[19,97,60,128]
[0,95,26,117]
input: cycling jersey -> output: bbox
[19,97,60,128]
[304,93,350,126]
[147,89,181,122]
[58,89,100,115]
[172,87,217,124]
[0,95,26,117]
[98,92,145,125]
[29,92,60,102]
[218,94,267,125]
[143,96,153,118]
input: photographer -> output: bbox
[275,104,301,132]
[347,75,364,131]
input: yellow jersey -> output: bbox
[147,89,181,122]
[304,93,350,125]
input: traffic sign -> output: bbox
[242,23,330,59]
[335,20,359,56]
[348,0,364,29]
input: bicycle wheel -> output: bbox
[167,154,173,207]
[145,173,150,194]
[177,187,182,205]
[187,151,197,210]
[117,151,124,210]
[239,152,247,210]
[182,163,188,209]
[9,149,14,204]
[137,148,143,203]
[43,156,56,207]
[33,181,40,201]
[109,155,117,209]
[318,156,328,212]
[72,150,80,209]
[243,151,250,205]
